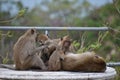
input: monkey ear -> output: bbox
[60,37,63,41]
[31,29,35,34]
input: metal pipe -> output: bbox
[0,26,109,31]
[107,62,120,67]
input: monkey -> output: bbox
[48,36,106,72]
[36,34,57,65]
[58,35,73,53]
[36,34,49,46]
[35,34,77,71]
[48,49,106,72]
[0,29,47,70]
[47,36,72,71]
[39,44,56,66]
[48,47,65,71]
[35,35,75,69]
[36,33,60,46]
[13,28,48,70]
[36,34,62,65]
[61,52,106,72]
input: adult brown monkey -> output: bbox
[48,36,106,72]
[58,35,74,53]
[36,35,74,70]
[13,29,47,70]
[48,35,72,71]
[48,47,64,71]
[36,34,49,46]
[36,34,57,65]
[61,52,106,72]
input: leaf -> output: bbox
[18,8,27,17]
[7,31,13,37]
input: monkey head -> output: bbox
[36,34,49,46]
[59,35,72,52]
[23,28,37,43]
[90,54,106,72]
[25,28,37,37]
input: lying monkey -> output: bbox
[48,48,106,72]
[48,36,106,72]
[62,52,106,72]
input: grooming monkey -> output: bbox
[0,29,47,70]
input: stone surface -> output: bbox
[0,67,116,80]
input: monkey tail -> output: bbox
[0,64,15,70]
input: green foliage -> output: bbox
[0,52,9,64]
[17,8,27,17]
[2,56,9,64]
[72,41,80,49]
[0,8,26,24]
[72,31,108,53]
[6,31,14,37]
[114,67,120,80]
[0,31,2,40]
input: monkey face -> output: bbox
[36,34,50,46]
[60,35,72,48]
[36,34,49,42]
[63,40,71,48]
[93,55,106,64]
[92,55,106,71]
[93,55,100,63]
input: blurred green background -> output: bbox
[0,0,120,79]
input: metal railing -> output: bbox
[0,26,119,67]
[0,26,109,31]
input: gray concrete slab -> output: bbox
[0,67,116,80]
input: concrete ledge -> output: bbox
[0,67,116,80]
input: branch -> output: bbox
[113,0,120,15]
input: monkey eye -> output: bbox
[95,55,99,58]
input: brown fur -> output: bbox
[13,29,47,70]
[62,52,106,72]
[36,34,49,45]
[39,44,56,66]
[36,34,57,65]
[48,47,64,71]
[58,35,75,53]
[36,34,61,46]
[48,36,106,72]
[48,49,106,72]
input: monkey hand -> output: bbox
[60,55,64,61]
[30,45,48,56]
